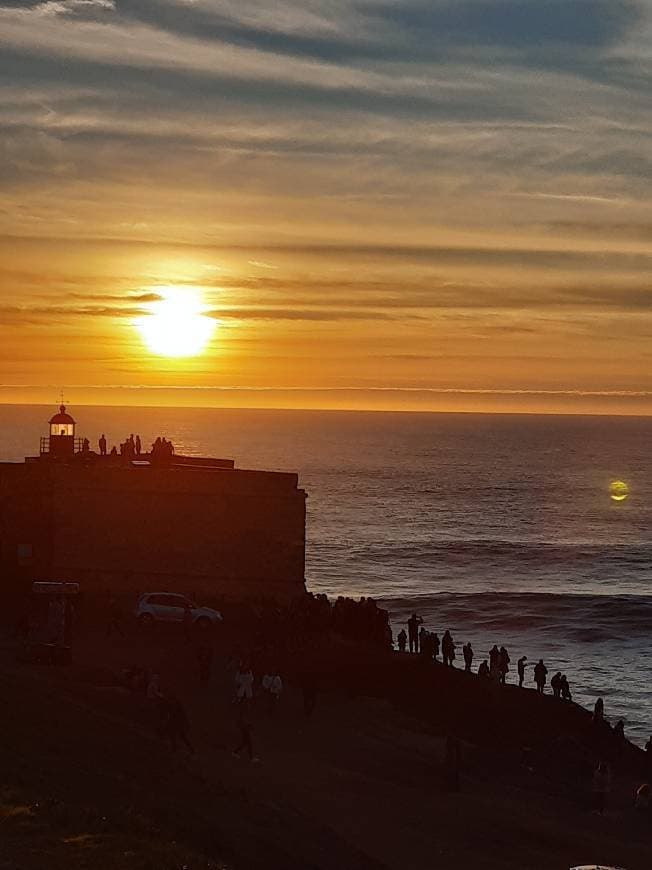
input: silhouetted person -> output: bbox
[163,695,194,755]
[645,734,652,754]
[233,701,258,763]
[397,629,407,652]
[551,671,562,698]
[560,674,572,702]
[489,644,500,672]
[534,659,547,694]
[498,646,510,685]
[197,645,213,685]
[614,719,625,744]
[110,445,118,456]
[407,613,422,654]
[593,697,604,724]
[517,656,527,688]
[99,434,107,455]
[463,642,473,672]
[592,761,611,815]
[478,660,490,679]
[235,662,254,704]
[432,632,440,661]
[262,669,283,716]
[135,434,142,455]
[442,630,455,667]
[419,626,428,656]
[106,594,125,638]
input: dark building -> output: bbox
[0,407,307,603]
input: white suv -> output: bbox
[135,592,222,628]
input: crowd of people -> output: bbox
[245,593,393,651]
[121,651,291,764]
[398,612,580,698]
[396,612,651,760]
[94,432,175,460]
[109,596,652,818]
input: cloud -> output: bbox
[1,0,651,404]
[1,0,114,17]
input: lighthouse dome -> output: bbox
[49,404,75,426]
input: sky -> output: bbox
[1,0,651,414]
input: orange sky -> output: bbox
[1,0,651,415]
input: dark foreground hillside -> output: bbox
[1,621,651,870]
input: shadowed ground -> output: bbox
[1,619,650,870]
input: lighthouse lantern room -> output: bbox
[42,404,78,458]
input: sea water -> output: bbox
[1,405,651,743]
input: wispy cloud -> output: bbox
[1,0,651,408]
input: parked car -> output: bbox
[135,592,222,628]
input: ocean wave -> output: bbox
[382,591,652,640]
[351,538,652,563]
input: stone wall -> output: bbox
[0,460,306,603]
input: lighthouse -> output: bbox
[43,404,78,458]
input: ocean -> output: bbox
[2,405,651,744]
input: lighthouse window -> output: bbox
[50,423,74,436]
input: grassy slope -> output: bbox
[1,628,651,870]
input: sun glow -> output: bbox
[136,287,216,358]
[609,480,630,502]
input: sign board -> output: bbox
[32,581,80,595]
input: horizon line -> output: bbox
[1,400,651,420]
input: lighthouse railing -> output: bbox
[40,437,86,455]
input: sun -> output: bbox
[136,287,216,357]
[609,480,630,502]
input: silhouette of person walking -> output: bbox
[551,671,562,698]
[517,655,527,688]
[463,642,473,672]
[397,628,407,652]
[489,644,500,679]
[533,659,548,694]
[99,434,107,455]
[432,631,440,661]
[233,701,259,763]
[442,630,455,667]
[498,646,510,685]
[593,697,604,724]
[135,434,142,455]
[560,674,572,702]
[478,660,490,678]
[407,613,423,654]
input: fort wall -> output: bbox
[0,459,306,604]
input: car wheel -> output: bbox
[196,616,211,630]
[138,613,154,627]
